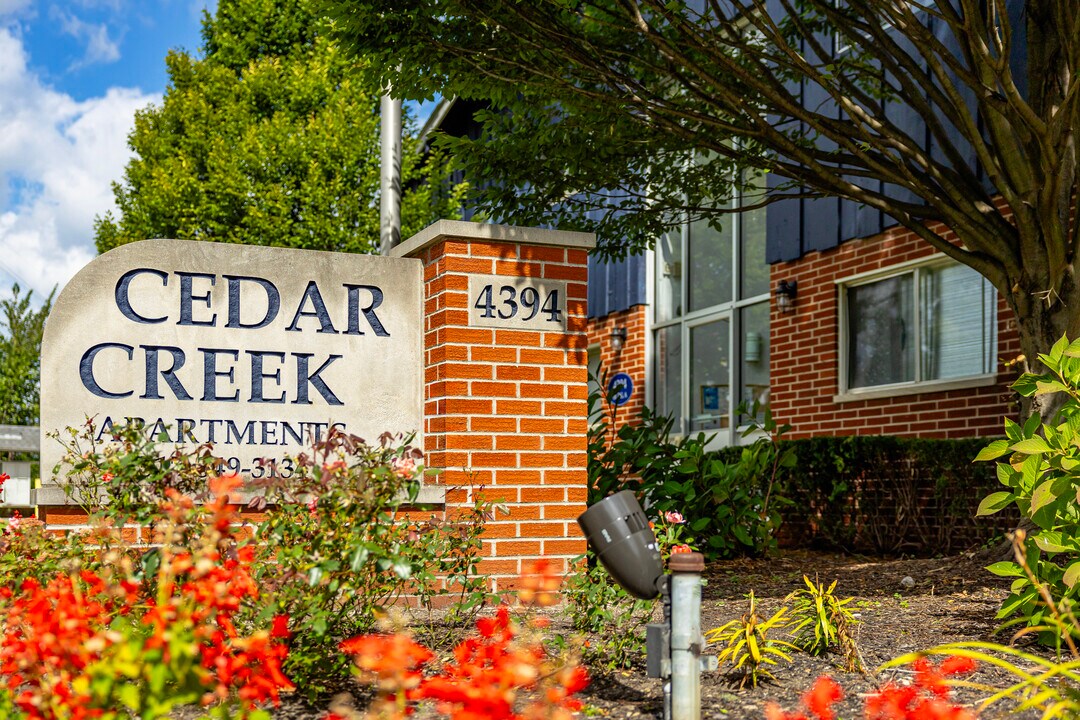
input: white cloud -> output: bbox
[54,10,121,69]
[0,27,158,299]
[0,0,32,17]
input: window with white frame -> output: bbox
[839,259,997,394]
[652,177,770,442]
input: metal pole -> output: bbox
[669,552,705,720]
[379,94,402,255]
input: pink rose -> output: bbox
[664,510,685,524]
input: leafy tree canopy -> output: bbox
[325,0,1080,407]
[96,0,464,255]
[0,285,53,427]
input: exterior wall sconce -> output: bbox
[610,326,628,353]
[775,280,797,314]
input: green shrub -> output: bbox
[976,334,1080,646]
[564,556,654,670]
[588,369,788,558]
[52,419,221,526]
[246,429,493,697]
[774,435,1014,555]
[51,422,493,699]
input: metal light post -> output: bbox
[578,492,716,720]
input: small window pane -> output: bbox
[920,264,997,380]
[655,230,682,322]
[689,214,733,311]
[653,326,682,432]
[847,275,915,388]
[739,302,770,420]
[690,318,729,432]
[740,174,769,299]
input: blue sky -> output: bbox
[0,0,212,303]
[1,0,435,306]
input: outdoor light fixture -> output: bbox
[578,492,717,720]
[609,325,628,353]
[775,280,798,314]
[577,490,664,599]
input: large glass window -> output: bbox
[842,260,996,392]
[652,175,770,443]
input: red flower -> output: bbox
[803,676,843,720]
[271,615,291,639]
[939,655,977,677]
[866,682,919,720]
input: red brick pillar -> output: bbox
[392,221,594,591]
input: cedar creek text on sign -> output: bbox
[39,240,423,483]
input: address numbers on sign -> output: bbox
[468,275,568,331]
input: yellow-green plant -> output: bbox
[886,643,1080,719]
[786,575,861,671]
[706,591,795,687]
[886,533,1080,718]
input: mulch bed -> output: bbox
[219,549,1042,719]
[580,549,1021,719]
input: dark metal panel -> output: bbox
[587,254,647,319]
[766,172,802,263]
[801,41,841,254]
[1008,0,1028,103]
[627,254,647,307]
[587,254,607,319]
[610,256,629,313]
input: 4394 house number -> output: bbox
[467,275,568,331]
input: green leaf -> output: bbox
[974,439,1010,462]
[349,546,369,572]
[1036,380,1069,395]
[118,684,141,711]
[1030,478,1060,514]
[985,561,1024,578]
[1012,373,1041,397]
[976,491,1014,516]
[1011,436,1051,454]
[1034,532,1073,553]
[997,589,1037,618]
[1023,412,1043,438]
[1021,454,1042,491]
[1050,334,1070,363]
[1064,561,1080,588]
[996,463,1015,487]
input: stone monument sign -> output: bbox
[38,239,422,492]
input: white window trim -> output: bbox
[650,196,771,448]
[835,253,997,399]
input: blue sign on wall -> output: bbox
[607,372,634,407]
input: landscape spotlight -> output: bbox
[577,490,664,600]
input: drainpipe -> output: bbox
[380,93,402,255]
